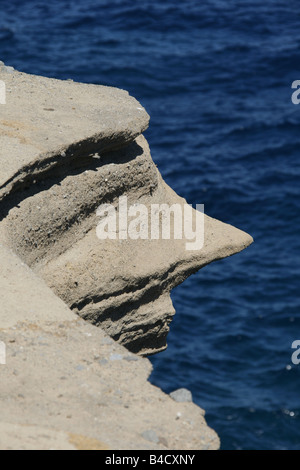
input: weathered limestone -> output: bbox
[0,70,253,356]
[0,70,149,201]
[0,243,74,328]
[0,68,253,449]
[0,244,219,450]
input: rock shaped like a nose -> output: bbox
[0,71,253,356]
[20,136,251,356]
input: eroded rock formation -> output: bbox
[0,242,219,450]
[0,69,253,356]
[0,68,254,450]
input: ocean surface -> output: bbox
[1,0,300,450]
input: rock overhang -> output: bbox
[0,69,253,356]
[0,70,150,201]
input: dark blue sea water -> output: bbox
[1,0,300,450]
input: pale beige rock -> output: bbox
[0,70,149,201]
[0,423,77,451]
[0,244,219,450]
[0,244,74,328]
[1,134,252,355]
[0,70,253,449]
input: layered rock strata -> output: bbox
[0,243,220,450]
[0,70,253,356]
[0,68,253,449]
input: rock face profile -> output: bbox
[0,67,253,450]
[0,69,253,356]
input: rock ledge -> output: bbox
[0,67,253,450]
